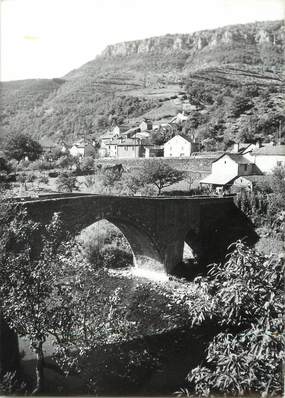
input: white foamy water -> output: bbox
[131,267,169,282]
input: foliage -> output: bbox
[0,372,27,395]
[119,169,145,195]
[0,204,73,393]
[80,156,94,172]
[183,242,284,397]
[141,160,185,195]
[151,126,173,145]
[56,172,79,192]
[55,154,76,169]
[0,199,140,394]
[101,168,123,192]
[230,95,253,117]
[5,133,43,161]
[235,166,285,238]
[1,21,283,148]
[99,246,133,269]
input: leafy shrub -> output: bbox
[5,133,43,161]
[230,95,253,117]
[183,241,284,397]
[100,245,133,269]
[56,172,79,192]
[0,372,27,395]
[80,156,94,172]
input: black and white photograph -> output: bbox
[0,0,284,396]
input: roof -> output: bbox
[100,132,116,140]
[230,143,252,153]
[200,173,237,185]
[252,145,285,156]
[213,153,253,164]
[110,138,152,146]
[235,175,272,183]
[164,134,195,145]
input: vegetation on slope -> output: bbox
[0,20,284,148]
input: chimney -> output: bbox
[233,143,239,153]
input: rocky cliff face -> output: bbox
[102,20,284,57]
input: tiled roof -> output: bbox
[165,134,195,144]
[110,138,152,146]
[100,132,115,139]
[252,145,285,156]
[213,153,253,164]
[200,173,237,185]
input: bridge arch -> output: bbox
[79,216,164,273]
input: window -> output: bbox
[124,146,128,151]
[224,160,226,164]
[132,146,135,151]
[244,164,248,171]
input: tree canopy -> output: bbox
[141,160,185,195]
[5,134,43,161]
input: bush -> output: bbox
[183,241,284,397]
[30,159,53,171]
[56,172,79,192]
[80,156,94,172]
[100,246,133,269]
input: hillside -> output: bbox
[0,20,284,148]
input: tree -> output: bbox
[142,160,185,195]
[0,203,74,393]
[101,168,122,193]
[80,156,94,172]
[182,241,284,397]
[230,95,253,118]
[151,126,173,146]
[56,172,79,192]
[5,134,43,162]
[0,196,139,394]
[120,169,145,195]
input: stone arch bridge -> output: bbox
[22,193,256,274]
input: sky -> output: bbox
[0,0,284,81]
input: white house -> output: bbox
[247,144,285,174]
[139,119,153,132]
[170,112,189,125]
[164,135,199,157]
[200,153,260,191]
[69,140,96,157]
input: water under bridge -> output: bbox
[20,193,256,274]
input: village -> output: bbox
[38,110,285,195]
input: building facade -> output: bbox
[164,135,199,157]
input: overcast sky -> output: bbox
[1,0,284,81]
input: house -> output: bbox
[139,119,153,132]
[99,132,117,157]
[164,135,199,157]
[200,153,260,191]
[230,142,260,154]
[170,112,188,125]
[232,175,271,191]
[69,140,96,157]
[108,137,152,158]
[248,144,285,174]
[145,145,164,158]
[121,126,141,139]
